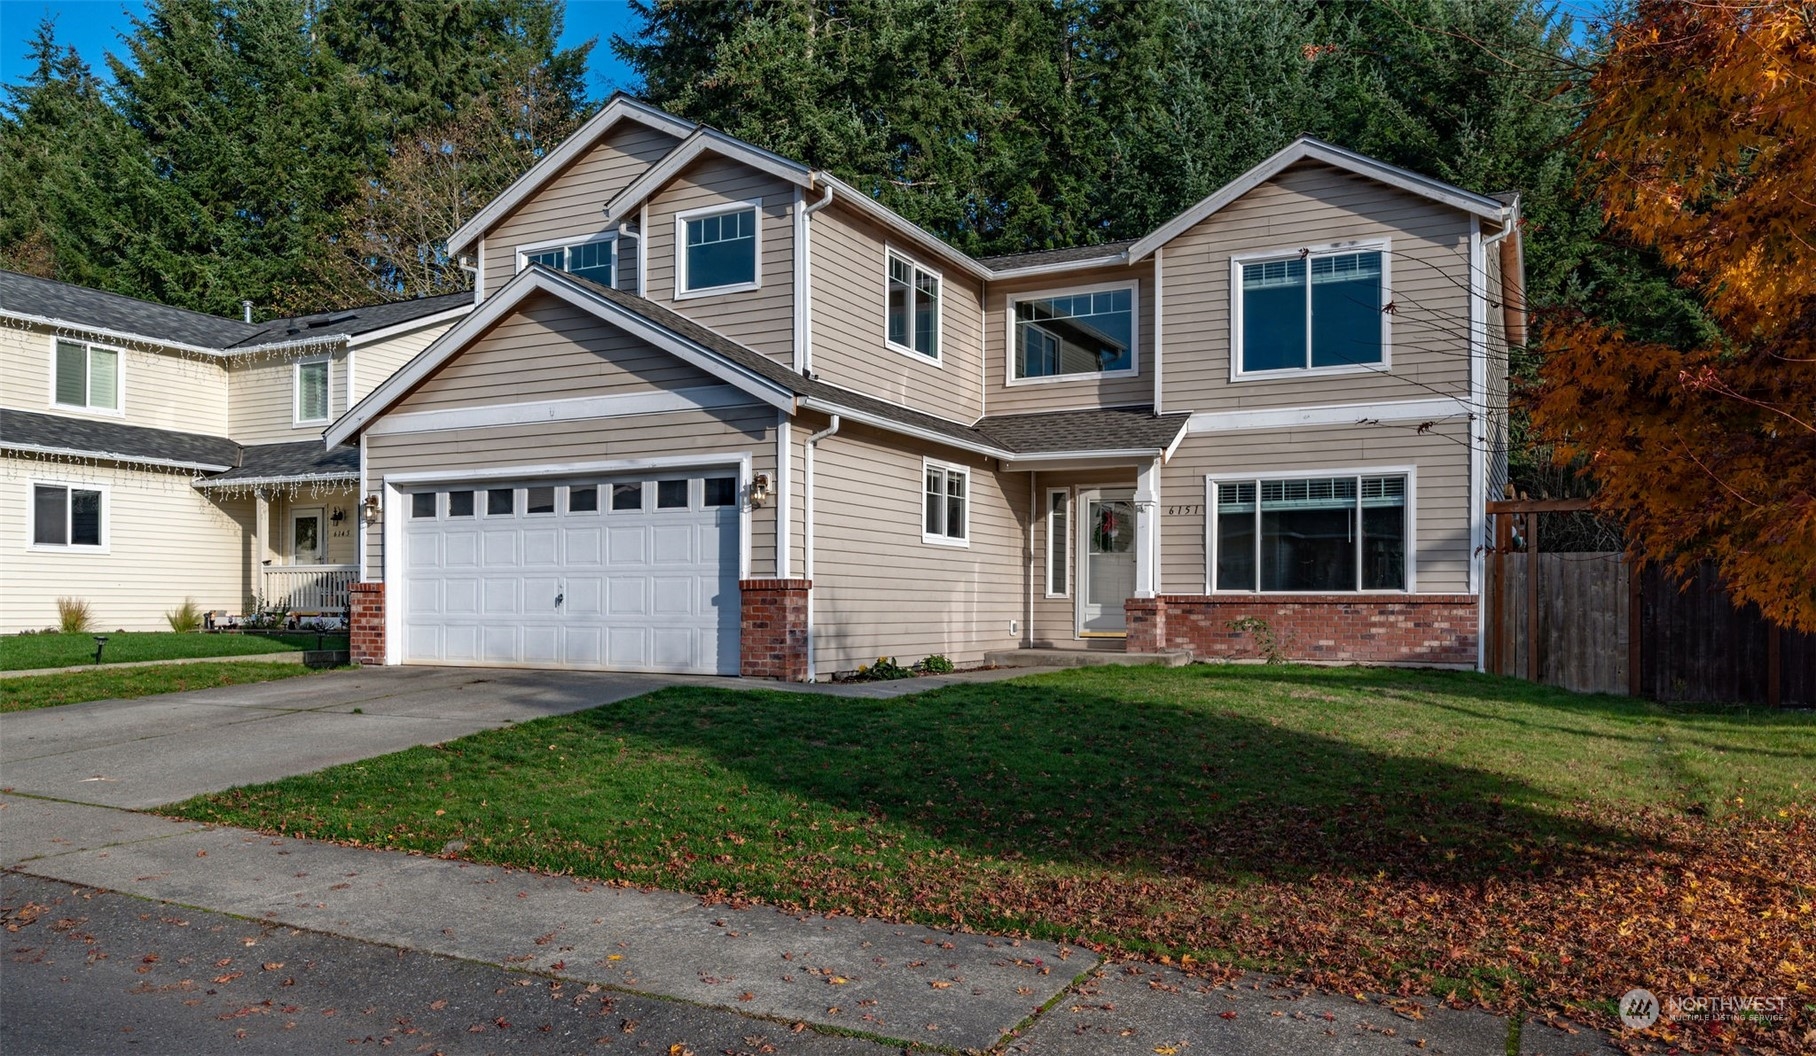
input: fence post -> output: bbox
[1627,559,1642,697]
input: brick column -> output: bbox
[739,579,811,680]
[1124,596,1166,653]
[349,582,385,665]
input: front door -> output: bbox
[290,507,325,564]
[1078,489,1135,635]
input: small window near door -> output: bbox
[526,486,556,514]
[411,493,436,519]
[703,477,736,507]
[487,488,514,515]
[656,479,689,509]
[612,482,643,511]
[569,486,598,512]
[1046,489,1069,596]
[447,490,475,517]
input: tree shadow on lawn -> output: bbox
[582,668,1673,888]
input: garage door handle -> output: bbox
[554,592,564,608]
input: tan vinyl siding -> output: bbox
[396,293,719,411]
[807,205,986,421]
[1,456,253,632]
[482,123,680,293]
[227,345,348,444]
[352,319,459,403]
[1028,470,1138,646]
[259,487,361,568]
[807,420,1026,675]
[985,265,1156,415]
[1160,163,1473,413]
[642,157,795,364]
[2,323,231,435]
[1157,420,1473,596]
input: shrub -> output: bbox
[1226,615,1287,664]
[851,656,914,681]
[165,597,204,633]
[915,654,955,674]
[56,597,92,634]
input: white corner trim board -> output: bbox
[364,384,754,437]
[1186,397,1469,434]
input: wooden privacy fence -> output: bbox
[1484,499,1816,705]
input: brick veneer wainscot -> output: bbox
[349,581,385,665]
[1126,594,1478,666]
[739,578,811,680]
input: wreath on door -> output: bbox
[1092,505,1127,553]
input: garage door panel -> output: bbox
[406,578,442,615]
[443,578,480,615]
[524,626,559,663]
[651,524,694,564]
[566,527,602,565]
[444,531,480,567]
[482,624,518,663]
[444,625,480,662]
[405,624,440,661]
[651,627,695,667]
[524,577,561,615]
[607,576,647,615]
[608,526,646,565]
[564,627,603,666]
[408,533,442,569]
[482,577,520,615]
[652,576,696,616]
[482,530,518,566]
[565,577,603,615]
[524,528,559,566]
[608,626,649,667]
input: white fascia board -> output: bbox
[604,128,813,223]
[1,310,342,359]
[999,449,1168,472]
[447,95,697,256]
[326,267,793,447]
[796,397,1010,460]
[345,305,474,348]
[1128,137,1506,262]
[984,253,1131,280]
[381,450,749,489]
[193,472,357,490]
[366,384,754,437]
[1185,397,1470,434]
[1,441,231,474]
[813,173,991,281]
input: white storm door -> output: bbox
[1077,489,1136,635]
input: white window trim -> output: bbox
[27,478,111,553]
[1004,279,1141,387]
[674,199,763,299]
[921,458,971,547]
[515,232,618,286]
[1045,487,1070,597]
[1202,465,1418,595]
[882,245,943,365]
[1229,239,1392,382]
[293,356,332,426]
[47,335,126,417]
[289,506,326,564]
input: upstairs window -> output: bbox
[922,460,969,545]
[53,339,120,412]
[677,202,759,295]
[295,358,330,424]
[1011,285,1136,382]
[1212,473,1407,593]
[1236,247,1386,375]
[522,237,614,287]
[886,250,940,360]
[32,482,105,548]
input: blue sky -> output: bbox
[0,0,641,95]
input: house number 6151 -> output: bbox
[1166,505,1204,517]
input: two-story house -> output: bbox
[0,272,470,632]
[324,95,1523,679]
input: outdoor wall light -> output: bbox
[362,495,381,525]
[330,506,346,524]
[749,473,771,508]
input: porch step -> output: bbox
[984,648,1192,669]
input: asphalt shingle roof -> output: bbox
[975,239,1137,272]
[200,440,359,484]
[234,292,473,346]
[1,407,241,470]
[0,270,259,349]
[978,407,1189,454]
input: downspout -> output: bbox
[802,413,841,680]
[799,182,835,376]
[617,222,640,293]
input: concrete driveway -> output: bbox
[0,666,688,809]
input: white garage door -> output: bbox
[402,474,739,674]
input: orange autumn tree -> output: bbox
[1534,0,1816,631]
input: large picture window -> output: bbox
[53,339,120,411]
[522,237,614,287]
[1011,285,1136,381]
[1236,247,1386,374]
[886,251,940,360]
[1212,473,1407,592]
[677,203,759,295]
[32,483,104,548]
[922,461,969,545]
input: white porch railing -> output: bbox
[262,565,358,612]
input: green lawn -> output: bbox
[0,631,348,671]
[165,665,1816,1048]
[0,661,330,712]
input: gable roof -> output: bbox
[603,126,813,223]
[193,439,359,488]
[446,94,695,258]
[1,407,240,472]
[1127,136,1509,261]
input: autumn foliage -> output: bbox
[1533,0,1816,630]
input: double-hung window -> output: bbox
[522,237,614,286]
[1211,473,1408,592]
[677,202,759,295]
[295,358,330,424]
[1235,245,1387,375]
[32,482,105,549]
[1010,284,1136,382]
[52,339,120,412]
[922,461,969,545]
[886,250,940,360]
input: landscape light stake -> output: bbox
[92,636,108,664]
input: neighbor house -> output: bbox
[325,96,1523,679]
[0,272,469,632]
[2,94,1522,678]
